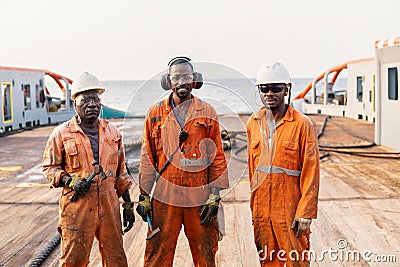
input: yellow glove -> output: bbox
[136,194,152,222]
[122,202,135,234]
[66,175,81,188]
[67,175,91,201]
[199,194,221,225]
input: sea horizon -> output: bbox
[98,78,347,117]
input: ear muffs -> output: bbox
[160,72,203,90]
[160,74,171,90]
[192,72,203,89]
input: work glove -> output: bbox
[66,175,91,196]
[291,218,312,238]
[71,180,91,197]
[199,194,221,225]
[122,202,135,234]
[65,175,80,188]
[136,194,152,222]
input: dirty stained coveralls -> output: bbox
[139,95,229,266]
[42,115,132,266]
[247,105,320,267]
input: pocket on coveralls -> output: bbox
[64,141,80,169]
[105,137,119,164]
[152,125,163,151]
[282,140,299,169]
[250,139,261,162]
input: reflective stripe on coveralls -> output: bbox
[247,105,320,267]
[255,165,301,177]
[42,115,132,266]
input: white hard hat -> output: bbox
[70,72,105,100]
[255,61,291,86]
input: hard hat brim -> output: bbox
[255,81,292,86]
[71,87,105,100]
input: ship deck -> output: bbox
[0,115,399,266]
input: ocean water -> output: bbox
[100,78,347,117]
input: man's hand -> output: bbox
[122,202,135,234]
[291,218,312,238]
[136,194,152,222]
[71,179,91,197]
[199,193,221,225]
[65,175,79,188]
[66,175,91,196]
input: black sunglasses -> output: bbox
[258,85,287,94]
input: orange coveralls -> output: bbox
[42,115,132,267]
[247,105,320,267]
[139,95,229,267]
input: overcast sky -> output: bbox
[0,0,398,80]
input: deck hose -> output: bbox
[232,143,248,163]
[28,234,60,267]
[318,115,376,149]
[318,115,400,158]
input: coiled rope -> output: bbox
[28,234,60,267]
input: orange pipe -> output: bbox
[293,57,374,100]
[331,69,342,84]
[0,65,73,92]
[45,71,73,91]
[46,71,73,84]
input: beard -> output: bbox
[175,84,192,100]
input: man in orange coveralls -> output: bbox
[42,72,135,266]
[247,62,320,267]
[136,56,229,267]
